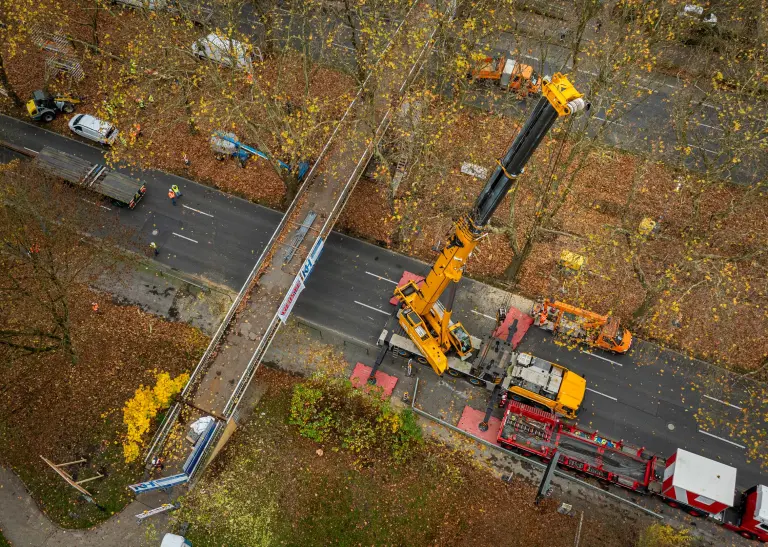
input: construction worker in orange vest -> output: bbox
[91,302,100,313]
[168,188,177,206]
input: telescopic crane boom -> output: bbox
[392,74,587,376]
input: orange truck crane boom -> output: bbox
[532,299,632,353]
[391,75,588,376]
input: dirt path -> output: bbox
[0,467,170,547]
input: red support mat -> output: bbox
[457,406,502,444]
[492,307,533,349]
[389,271,425,305]
[350,363,398,400]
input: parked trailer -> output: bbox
[498,400,658,491]
[33,147,146,208]
[496,400,768,542]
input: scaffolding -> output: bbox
[30,27,85,82]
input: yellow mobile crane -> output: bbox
[390,74,587,376]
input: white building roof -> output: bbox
[672,449,736,506]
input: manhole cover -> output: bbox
[667,423,675,431]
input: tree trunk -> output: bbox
[0,53,23,107]
[630,288,658,328]
[282,172,301,207]
[504,234,535,282]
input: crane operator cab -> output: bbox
[450,324,473,356]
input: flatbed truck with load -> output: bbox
[379,323,586,419]
[496,399,768,542]
[33,146,147,208]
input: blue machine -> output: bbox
[210,131,309,180]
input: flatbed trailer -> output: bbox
[497,400,660,492]
[379,318,586,418]
[33,147,146,208]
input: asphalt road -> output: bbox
[1,114,765,491]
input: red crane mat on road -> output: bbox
[492,307,533,348]
[457,405,502,444]
[389,271,425,305]
[350,363,398,400]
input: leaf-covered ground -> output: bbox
[0,282,207,528]
[1,5,764,374]
[176,368,641,547]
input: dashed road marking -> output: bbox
[354,300,390,315]
[470,309,496,321]
[594,116,625,127]
[172,232,198,243]
[182,205,214,217]
[696,122,723,132]
[579,350,623,367]
[698,429,745,449]
[586,388,617,401]
[703,394,743,411]
[365,271,398,284]
[702,102,719,110]
[689,144,718,154]
[81,198,111,211]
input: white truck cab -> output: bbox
[161,534,191,547]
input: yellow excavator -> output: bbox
[388,74,587,377]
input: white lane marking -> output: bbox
[24,146,39,154]
[698,429,745,449]
[579,350,623,366]
[689,144,718,154]
[182,205,213,217]
[523,55,540,61]
[172,232,198,243]
[81,198,111,211]
[354,300,390,315]
[594,116,625,126]
[586,388,617,401]
[470,309,496,321]
[703,394,744,411]
[697,122,723,132]
[581,70,597,76]
[664,83,677,89]
[702,102,719,110]
[365,271,398,284]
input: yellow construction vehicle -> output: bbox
[26,90,81,123]
[370,73,589,418]
[392,74,587,376]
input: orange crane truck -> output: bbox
[532,299,632,353]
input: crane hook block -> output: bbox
[542,73,587,117]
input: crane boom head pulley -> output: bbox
[470,73,586,230]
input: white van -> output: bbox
[191,34,262,71]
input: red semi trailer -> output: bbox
[497,401,768,542]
